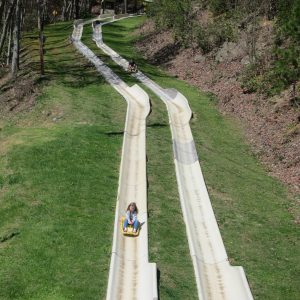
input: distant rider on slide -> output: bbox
[128,60,137,73]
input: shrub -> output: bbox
[195,15,236,53]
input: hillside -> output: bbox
[137,2,300,194]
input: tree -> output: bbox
[11,0,21,78]
[37,0,45,75]
[6,16,14,65]
[148,0,193,45]
[0,0,17,56]
[273,0,300,99]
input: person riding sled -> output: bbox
[123,202,139,233]
[128,60,137,73]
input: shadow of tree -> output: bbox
[147,122,167,128]
[149,42,181,65]
[105,131,124,136]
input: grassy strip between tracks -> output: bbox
[0,17,298,300]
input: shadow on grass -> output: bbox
[45,44,70,51]
[0,231,20,243]
[105,131,124,136]
[147,123,167,128]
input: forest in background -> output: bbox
[148,0,300,100]
[0,0,144,79]
[0,0,97,78]
[1,0,298,97]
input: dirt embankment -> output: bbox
[0,73,38,117]
[136,20,300,193]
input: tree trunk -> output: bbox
[75,0,79,19]
[20,6,25,31]
[88,0,93,12]
[292,81,296,104]
[6,15,14,65]
[84,0,89,14]
[101,0,105,14]
[0,0,6,20]
[37,0,45,75]
[79,0,84,16]
[72,0,76,19]
[43,0,48,23]
[63,0,72,21]
[68,0,73,20]
[61,0,67,21]
[11,0,20,78]
[134,0,137,13]
[124,0,127,14]
[0,0,17,56]
[81,0,87,13]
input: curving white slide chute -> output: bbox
[71,21,158,300]
[92,19,254,300]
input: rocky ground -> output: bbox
[136,20,300,194]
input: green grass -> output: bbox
[0,127,120,299]
[83,17,299,299]
[0,16,299,300]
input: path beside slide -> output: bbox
[92,19,253,300]
[72,22,157,300]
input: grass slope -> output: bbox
[83,17,299,300]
